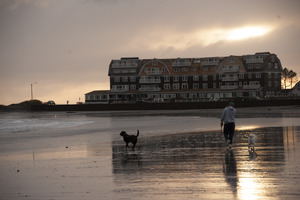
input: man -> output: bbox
[221,102,236,148]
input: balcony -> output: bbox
[139,86,161,91]
[110,88,129,92]
[222,66,239,73]
[111,85,129,92]
[243,85,261,89]
[245,58,263,64]
[145,71,162,75]
[139,79,161,83]
[222,76,238,81]
[140,76,161,83]
[201,58,219,66]
[220,85,238,90]
[111,61,138,68]
[172,60,191,67]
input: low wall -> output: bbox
[31,99,300,112]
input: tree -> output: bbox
[288,70,298,89]
[281,68,290,89]
[281,68,298,89]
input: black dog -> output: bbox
[120,130,139,150]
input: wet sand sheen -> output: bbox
[0,126,299,199]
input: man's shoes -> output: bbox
[226,140,230,146]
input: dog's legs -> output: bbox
[132,143,136,151]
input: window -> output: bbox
[130,77,136,82]
[129,69,136,73]
[114,69,121,73]
[194,58,201,63]
[219,75,222,80]
[275,63,278,69]
[130,85,136,90]
[174,68,179,72]
[114,77,120,82]
[203,75,208,81]
[122,77,128,82]
[213,75,216,81]
[213,83,216,88]
[239,82,242,87]
[204,67,208,71]
[248,73,252,79]
[268,63,272,69]
[182,83,188,89]
[193,75,199,81]
[152,60,158,66]
[275,81,278,87]
[193,67,197,71]
[182,76,188,81]
[237,92,243,97]
[173,83,180,90]
[256,73,261,78]
[182,67,188,72]
[211,66,216,71]
[193,83,199,89]
[164,84,170,90]
[268,73,272,79]
[239,73,244,79]
[203,83,208,89]
[268,81,272,87]
[164,76,170,82]
[173,76,179,82]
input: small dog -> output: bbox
[248,133,257,151]
[120,130,139,150]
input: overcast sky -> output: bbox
[0,0,299,105]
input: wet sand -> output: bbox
[0,126,300,199]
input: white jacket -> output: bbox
[221,106,236,124]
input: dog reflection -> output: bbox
[248,149,258,161]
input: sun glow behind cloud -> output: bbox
[199,26,273,46]
[133,25,274,50]
[225,27,272,41]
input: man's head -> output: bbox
[229,101,234,107]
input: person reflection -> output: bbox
[222,150,238,198]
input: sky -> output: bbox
[0,0,299,105]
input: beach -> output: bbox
[0,106,300,199]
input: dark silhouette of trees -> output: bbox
[281,68,298,89]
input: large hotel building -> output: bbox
[85,52,282,104]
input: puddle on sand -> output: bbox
[110,126,300,199]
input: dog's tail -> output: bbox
[136,130,139,137]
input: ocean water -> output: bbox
[0,108,299,141]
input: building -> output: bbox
[85,52,283,104]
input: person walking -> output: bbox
[221,102,236,148]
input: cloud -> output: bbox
[126,24,276,53]
[4,0,56,10]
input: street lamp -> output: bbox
[31,82,37,100]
